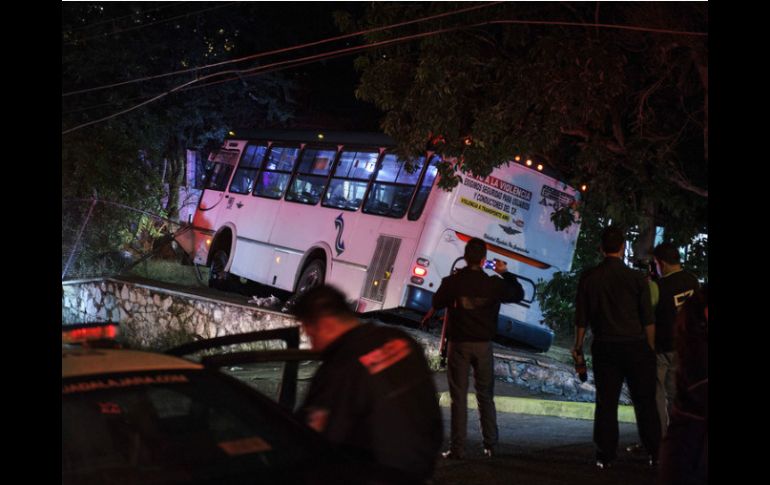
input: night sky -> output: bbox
[62,2,383,132]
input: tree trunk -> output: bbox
[164,155,184,222]
[631,199,657,264]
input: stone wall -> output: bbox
[62,278,300,351]
[61,278,625,403]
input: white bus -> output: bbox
[178,130,581,351]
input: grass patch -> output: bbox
[127,258,209,288]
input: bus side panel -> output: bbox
[376,219,423,310]
[269,203,367,290]
[225,195,283,283]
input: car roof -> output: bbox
[62,347,203,378]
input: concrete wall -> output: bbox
[61,277,621,403]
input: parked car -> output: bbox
[62,324,382,485]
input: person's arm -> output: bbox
[572,326,586,361]
[432,277,452,310]
[639,274,655,351]
[573,271,588,359]
[649,279,659,309]
[644,324,655,351]
[420,307,436,329]
[494,260,525,303]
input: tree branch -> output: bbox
[669,169,708,198]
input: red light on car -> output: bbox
[62,323,118,344]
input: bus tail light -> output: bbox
[412,258,429,284]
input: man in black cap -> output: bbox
[573,226,660,469]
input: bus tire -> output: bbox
[295,259,325,295]
[208,249,231,290]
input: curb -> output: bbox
[437,392,637,424]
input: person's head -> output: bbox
[292,285,359,351]
[600,226,626,256]
[464,237,487,266]
[653,242,682,275]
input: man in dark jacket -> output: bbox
[652,242,700,437]
[425,237,524,459]
[573,226,660,469]
[294,285,443,484]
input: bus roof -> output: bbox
[225,129,575,189]
[226,129,395,147]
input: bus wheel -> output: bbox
[282,260,325,313]
[208,249,231,290]
[296,260,325,294]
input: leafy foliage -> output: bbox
[347,2,707,236]
[345,3,708,337]
[62,2,301,276]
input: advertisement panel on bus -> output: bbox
[402,160,581,351]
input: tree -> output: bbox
[343,2,707,341]
[344,2,707,249]
[62,2,299,275]
[64,3,299,204]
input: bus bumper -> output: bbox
[403,285,434,313]
[497,316,554,352]
[404,285,554,352]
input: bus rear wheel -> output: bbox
[208,249,231,290]
[296,260,325,294]
[283,260,326,313]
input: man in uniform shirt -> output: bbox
[294,285,443,484]
[652,242,700,437]
[573,226,660,469]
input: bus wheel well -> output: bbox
[305,248,326,268]
[208,229,233,266]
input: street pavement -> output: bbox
[430,371,657,485]
[431,407,656,485]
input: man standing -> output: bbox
[573,226,660,469]
[652,242,700,437]
[425,237,524,459]
[294,285,443,484]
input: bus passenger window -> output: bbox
[321,150,378,211]
[362,155,425,218]
[253,146,300,199]
[285,147,336,205]
[230,144,268,195]
[408,155,440,220]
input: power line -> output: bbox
[62,23,471,135]
[62,17,707,135]
[488,19,707,37]
[62,1,505,97]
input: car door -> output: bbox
[165,327,321,411]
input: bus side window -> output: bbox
[254,146,300,199]
[322,150,378,211]
[407,155,440,220]
[229,144,268,195]
[204,151,239,192]
[285,147,336,205]
[363,154,424,218]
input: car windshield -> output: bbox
[62,368,342,485]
